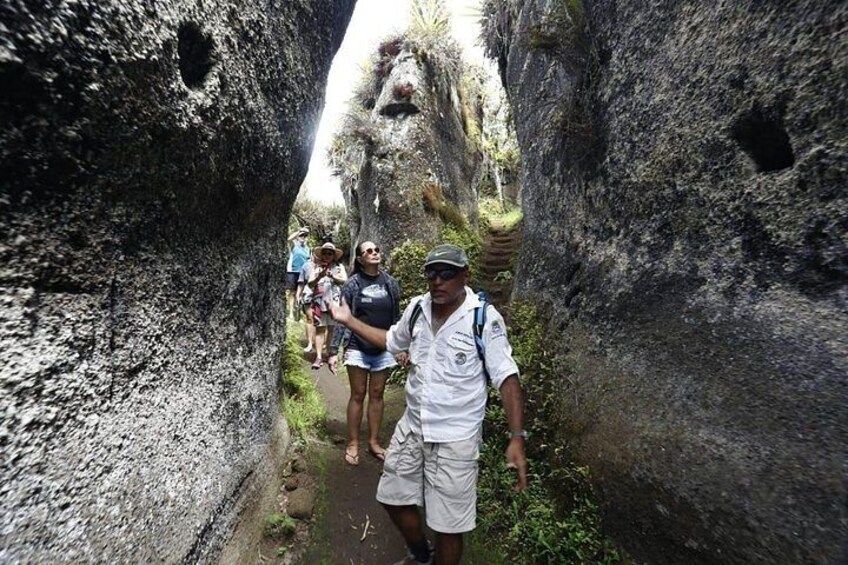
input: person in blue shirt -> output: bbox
[286,227,311,320]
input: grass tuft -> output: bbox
[263,512,297,539]
[281,327,326,435]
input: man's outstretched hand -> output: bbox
[328,297,351,325]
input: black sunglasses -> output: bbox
[424,267,461,281]
[362,246,381,255]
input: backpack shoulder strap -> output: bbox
[473,291,490,382]
[408,296,425,337]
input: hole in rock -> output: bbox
[177,22,215,89]
[380,102,420,118]
[731,104,795,172]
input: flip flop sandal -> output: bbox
[368,447,387,462]
[311,360,323,370]
[344,448,360,466]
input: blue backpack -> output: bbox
[407,290,491,382]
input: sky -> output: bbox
[299,0,491,204]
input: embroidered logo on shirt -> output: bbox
[455,352,467,365]
[491,320,505,339]
[449,332,475,348]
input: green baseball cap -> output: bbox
[424,244,468,268]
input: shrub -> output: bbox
[409,0,451,41]
[378,37,404,57]
[386,239,430,307]
[479,197,523,231]
[291,197,349,255]
[471,301,621,563]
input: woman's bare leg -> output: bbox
[313,326,326,363]
[304,306,315,350]
[367,370,388,453]
[347,366,368,453]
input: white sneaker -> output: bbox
[303,344,314,353]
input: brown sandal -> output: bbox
[344,448,359,466]
[367,446,387,462]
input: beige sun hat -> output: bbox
[313,242,343,261]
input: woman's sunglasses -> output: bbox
[424,267,461,281]
[361,247,381,255]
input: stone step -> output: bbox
[479,263,513,274]
[487,236,520,246]
[479,223,522,309]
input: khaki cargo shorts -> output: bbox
[376,417,481,534]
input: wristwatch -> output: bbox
[509,429,529,439]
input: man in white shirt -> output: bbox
[330,244,528,565]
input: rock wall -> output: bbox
[0,1,354,562]
[486,0,847,563]
[335,36,483,254]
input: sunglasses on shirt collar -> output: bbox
[424,267,464,281]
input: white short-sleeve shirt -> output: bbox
[386,287,520,442]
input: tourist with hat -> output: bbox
[307,242,347,369]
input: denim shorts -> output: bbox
[343,349,397,372]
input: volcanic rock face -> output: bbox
[0,1,353,562]
[338,40,483,254]
[486,0,847,563]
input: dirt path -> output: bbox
[273,345,409,564]
[263,321,509,564]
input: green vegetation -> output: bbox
[385,222,483,387]
[385,221,483,307]
[263,512,297,539]
[386,239,430,307]
[290,196,350,253]
[479,197,523,231]
[421,181,469,231]
[440,224,483,286]
[470,302,621,564]
[409,0,451,40]
[280,327,326,435]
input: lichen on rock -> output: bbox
[331,30,485,257]
[483,0,847,562]
[0,1,354,562]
